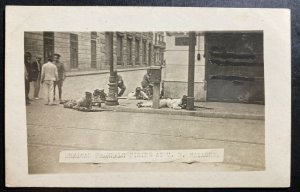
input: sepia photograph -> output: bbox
[24,30,265,173]
[5,6,291,187]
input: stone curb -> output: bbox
[66,67,149,77]
[101,105,265,120]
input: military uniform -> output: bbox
[117,74,126,97]
[53,53,65,102]
[63,92,93,111]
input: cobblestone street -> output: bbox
[26,100,265,173]
[25,69,265,173]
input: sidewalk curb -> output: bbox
[66,67,149,77]
[101,106,265,120]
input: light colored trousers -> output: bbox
[33,76,41,98]
[44,80,54,104]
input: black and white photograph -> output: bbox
[5,6,291,187]
[24,31,265,173]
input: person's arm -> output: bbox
[62,63,66,80]
[145,74,150,83]
[127,92,136,100]
[41,65,45,83]
[55,66,58,81]
[140,91,149,100]
[32,62,37,72]
[27,63,33,82]
[25,65,28,80]
[118,75,123,84]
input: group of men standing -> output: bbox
[24,52,65,105]
[24,51,156,106]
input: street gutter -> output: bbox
[101,105,265,120]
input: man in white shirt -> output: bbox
[41,57,58,105]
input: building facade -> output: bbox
[24,32,165,72]
[152,32,166,66]
[163,31,264,104]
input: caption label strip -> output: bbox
[59,149,224,163]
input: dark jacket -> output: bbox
[55,62,65,81]
[25,61,33,82]
[31,60,42,81]
[141,74,151,88]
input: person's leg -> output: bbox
[25,79,30,104]
[144,86,153,98]
[34,75,41,98]
[48,81,54,105]
[138,101,153,108]
[159,99,168,108]
[34,79,40,98]
[118,84,126,97]
[53,81,57,100]
[44,81,49,105]
[58,80,63,101]
[140,90,149,100]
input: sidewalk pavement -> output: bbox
[65,67,149,77]
[102,99,265,120]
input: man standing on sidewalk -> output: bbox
[53,53,66,103]
[32,55,43,100]
[24,52,33,105]
[41,57,58,106]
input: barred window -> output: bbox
[91,32,97,68]
[142,41,147,63]
[117,35,123,65]
[43,32,54,62]
[127,38,132,65]
[135,39,140,65]
[70,33,78,69]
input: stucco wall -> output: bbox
[24,32,159,72]
[163,34,207,101]
[54,32,71,70]
[24,32,44,62]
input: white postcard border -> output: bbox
[5,6,291,187]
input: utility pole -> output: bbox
[187,31,196,110]
[105,32,119,106]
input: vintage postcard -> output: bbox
[5,6,291,187]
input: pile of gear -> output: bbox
[63,89,107,112]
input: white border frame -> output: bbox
[5,6,291,187]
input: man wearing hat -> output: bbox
[31,55,43,99]
[53,53,66,103]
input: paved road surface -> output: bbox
[27,100,265,173]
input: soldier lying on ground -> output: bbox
[63,92,93,111]
[93,89,107,101]
[92,89,107,107]
[127,87,149,100]
[136,95,187,110]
